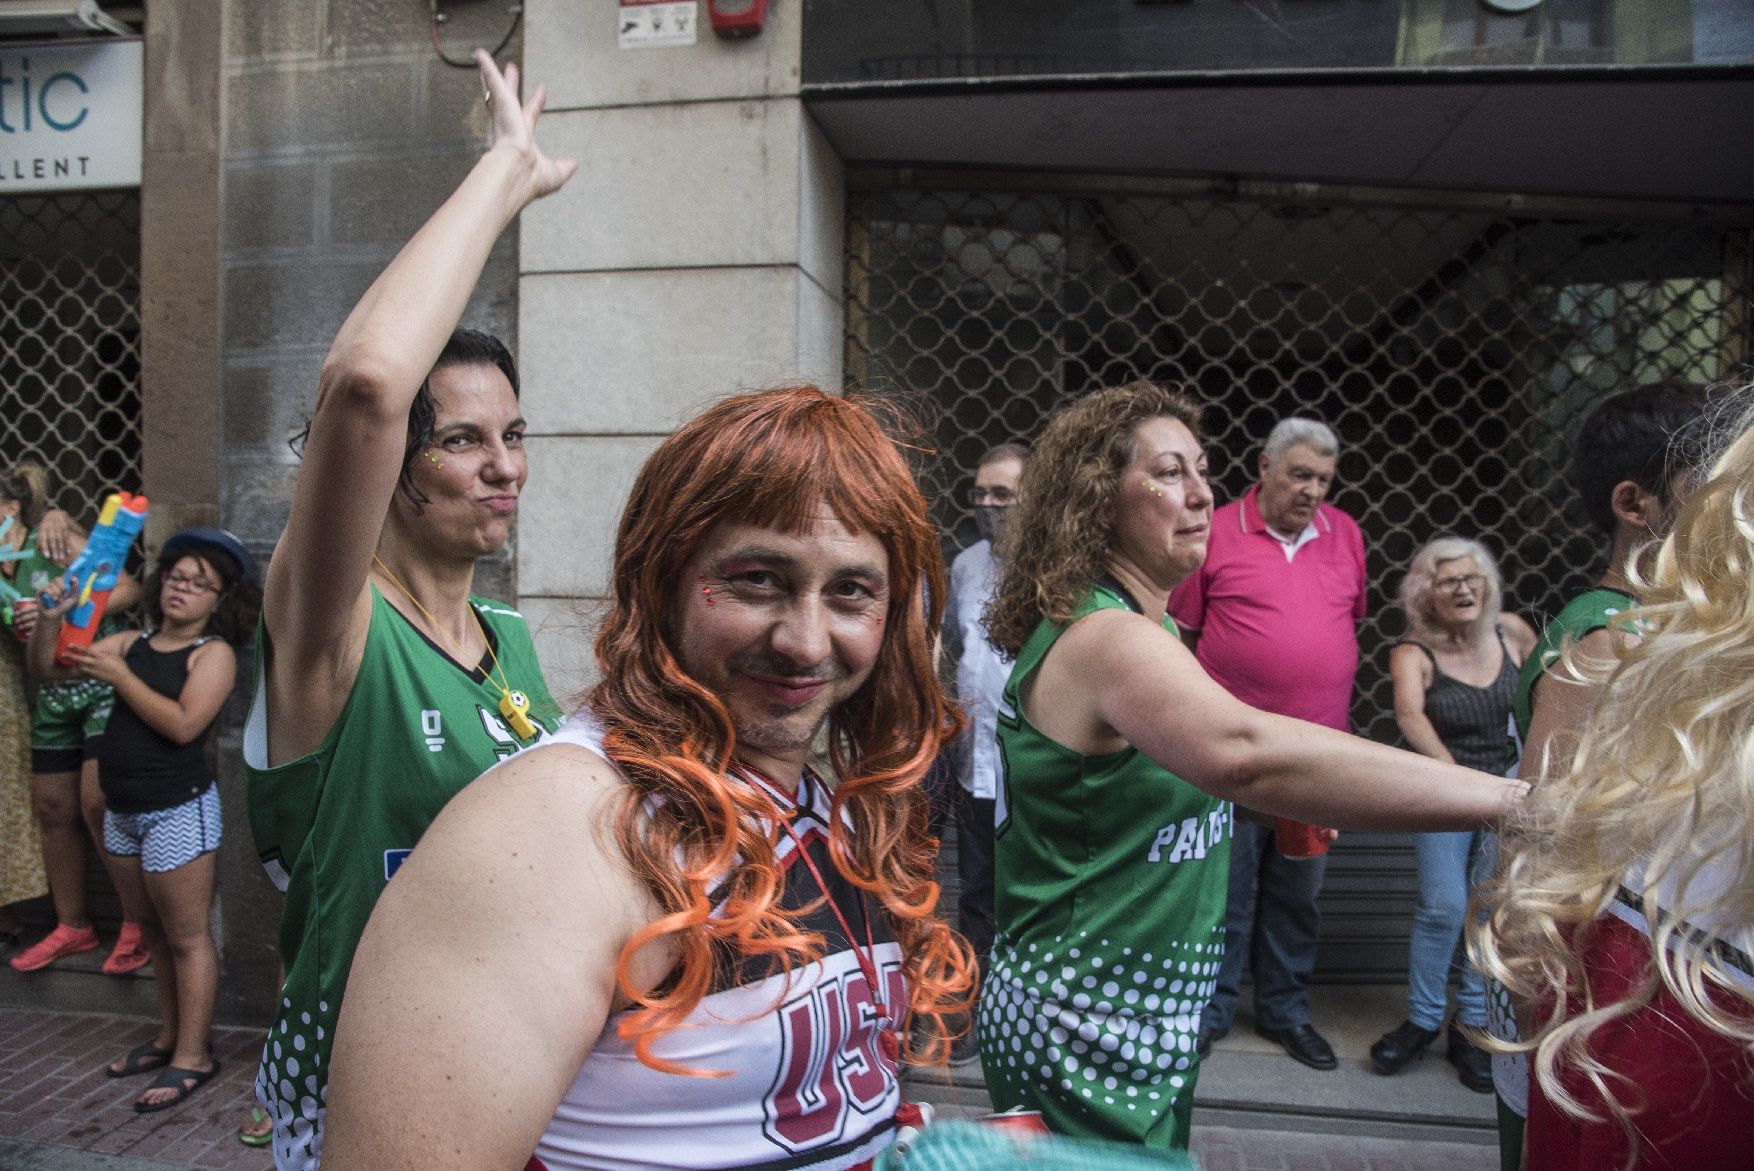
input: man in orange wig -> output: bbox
[321,386,975,1171]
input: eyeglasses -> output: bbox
[1434,573,1487,593]
[163,572,218,595]
[969,487,1016,506]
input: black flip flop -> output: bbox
[134,1060,220,1114]
[106,1041,173,1078]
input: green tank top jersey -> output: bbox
[977,584,1232,1152]
[7,533,119,747]
[1506,587,1633,770]
[244,586,562,1171]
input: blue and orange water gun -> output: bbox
[43,491,148,665]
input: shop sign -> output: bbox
[0,40,142,192]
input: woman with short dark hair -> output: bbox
[242,51,573,1168]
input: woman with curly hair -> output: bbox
[1369,537,1535,1090]
[978,380,1523,1150]
[1473,400,1754,1169]
[324,386,975,1171]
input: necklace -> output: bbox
[371,555,538,740]
[736,763,902,1065]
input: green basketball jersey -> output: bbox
[7,532,119,745]
[1506,587,1633,770]
[244,586,563,1170]
[978,584,1232,1151]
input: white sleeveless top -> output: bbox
[520,717,907,1171]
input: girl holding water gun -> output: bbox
[2,466,146,974]
[30,528,261,1113]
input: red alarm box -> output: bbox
[707,0,767,38]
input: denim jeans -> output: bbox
[1406,828,1488,1030]
[1203,816,1327,1033]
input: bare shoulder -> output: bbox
[1498,613,1537,660]
[439,740,627,849]
[1389,640,1431,675]
[420,740,644,911]
[189,638,236,668]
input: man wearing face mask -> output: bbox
[942,442,1027,1066]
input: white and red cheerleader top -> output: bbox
[524,718,910,1171]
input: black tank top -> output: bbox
[96,633,218,814]
[1400,631,1518,774]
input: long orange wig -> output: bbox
[589,385,975,1073]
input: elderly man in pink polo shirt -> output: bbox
[1168,416,1365,1073]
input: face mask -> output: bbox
[974,504,1006,544]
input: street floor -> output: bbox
[1,1006,1493,1170]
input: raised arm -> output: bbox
[1048,611,1517,829]
[264,53,577,729]
[323,745,670,1171]
[1388,643,1453,764]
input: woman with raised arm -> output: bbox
[243,51,572,1171]
[975,381,1524,1151]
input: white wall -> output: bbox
[517,0,845,699]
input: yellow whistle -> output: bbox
[500,690,537,740]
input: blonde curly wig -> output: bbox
[1472,396,1754,1152]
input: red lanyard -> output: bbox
[736,764,900,1061]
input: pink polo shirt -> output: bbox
[1168,483,1366,731]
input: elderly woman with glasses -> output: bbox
[1369,537,1535,1090]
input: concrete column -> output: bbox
[517,0,844,693]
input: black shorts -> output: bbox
[31,743,99,774]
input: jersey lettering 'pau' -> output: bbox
[1147,805,1233,865]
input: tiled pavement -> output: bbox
[0,1008,270,1171]
[0,1004,1498,1171]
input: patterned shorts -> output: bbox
[30,678,115,771]
[103,785,221,873]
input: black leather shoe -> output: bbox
[1447,1024,1494,1093]
[1195,1023,1228,1058]
[1256,1022,1337,1071]
[1370,1019,1441,1075]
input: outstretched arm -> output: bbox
[324,745,672,1171]
[1054,611,1519,829]
[264,52,577,761]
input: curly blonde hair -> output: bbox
[984,381,1202,656]
[1398,535,1504,649]
[1472,397,1754,1153]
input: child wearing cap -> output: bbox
[29,529,261,1114]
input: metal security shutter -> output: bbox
[846,177,1751,980]
[1,191,143,520]
[1,190,143,932]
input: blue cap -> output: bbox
[163,527,257,584]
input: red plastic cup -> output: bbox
[976,1107,1050,1136]
[1274,817,1331,859]
[9,598,34,642]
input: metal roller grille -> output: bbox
[0,192,143,524]
[848,188,1751,744]
[848,185,1751,978]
